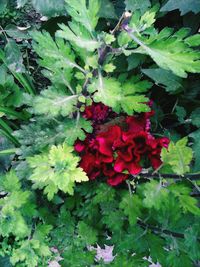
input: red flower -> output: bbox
[75,102,170,186]
[83,102,110,123]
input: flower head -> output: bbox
[75,102,169,186]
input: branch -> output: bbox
[82,12,131,95]
[131,173,200,181]
[137,219,185,239]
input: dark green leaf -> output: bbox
[125,0,151,13]
[99,0,117,19]
[142,68,183,93]
[189,130,200,172]
[32,0,66,17]
[161,0,200,15]
[5,40,25,73]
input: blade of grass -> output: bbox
[0,107,27,120]
[0,148,17,155]
[0,118,20,146]
[0,48,36,95]
[14,72,36,95]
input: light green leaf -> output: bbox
[161,0,200,15]
[136,38,200,78]
[57,23,99,52]
[125,27,200,78]
[142,180,168,210]
[161,137,193,175]
[142,68,183,93]
[179,195,200,216]
[31,31,80,89]
[28,144,88,200]
[65,0,100,33]
[185,34,200,47]
[88,76,150,115]
[32,89,78,117]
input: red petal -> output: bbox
[107,173,128,186]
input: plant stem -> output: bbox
[131,173,200,181]
[137,219,185,239]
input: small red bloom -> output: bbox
[83,102,110,123]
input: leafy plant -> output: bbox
[0,0,200,266]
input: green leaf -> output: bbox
[185,34,200,47]
[65,0,100,33]
[0,171,31,238]
[166,251,193,267]
[125,27,200,78]
[4,39,25,73]
[175,106,187,123]
[0,257,12,267]
[102,210,124,232]
[119,193,142,225]
[99,0,117,19]
[31,31,80,89]
[127,54,145,70]
[169,184,200,216]
[190,108,200,127]
[136,38,200,78]
[142,68,183,93]
[77,221,97,245]
[28,144,88,200]
[142,180,169,210]
[32,0,66,17]
[184,226,200,260]
[123,75,152,93]
[63,117,93,145]
[161,137,193,175]
[11,237,51,267]
[161,0,200,15]
[5,24,30,39]
[125,0,151,13]
[0,0,7,15]
[189,130,200,172]
[32,89,78,117]
[57,23,99,52]
[179,195,200,216]
[88,76,150,115]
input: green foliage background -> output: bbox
[0,0,200,266]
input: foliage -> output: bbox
[28,144,88,200]
[0,0,200,266]
[161,137,193,175]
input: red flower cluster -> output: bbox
[75,103,169,186]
